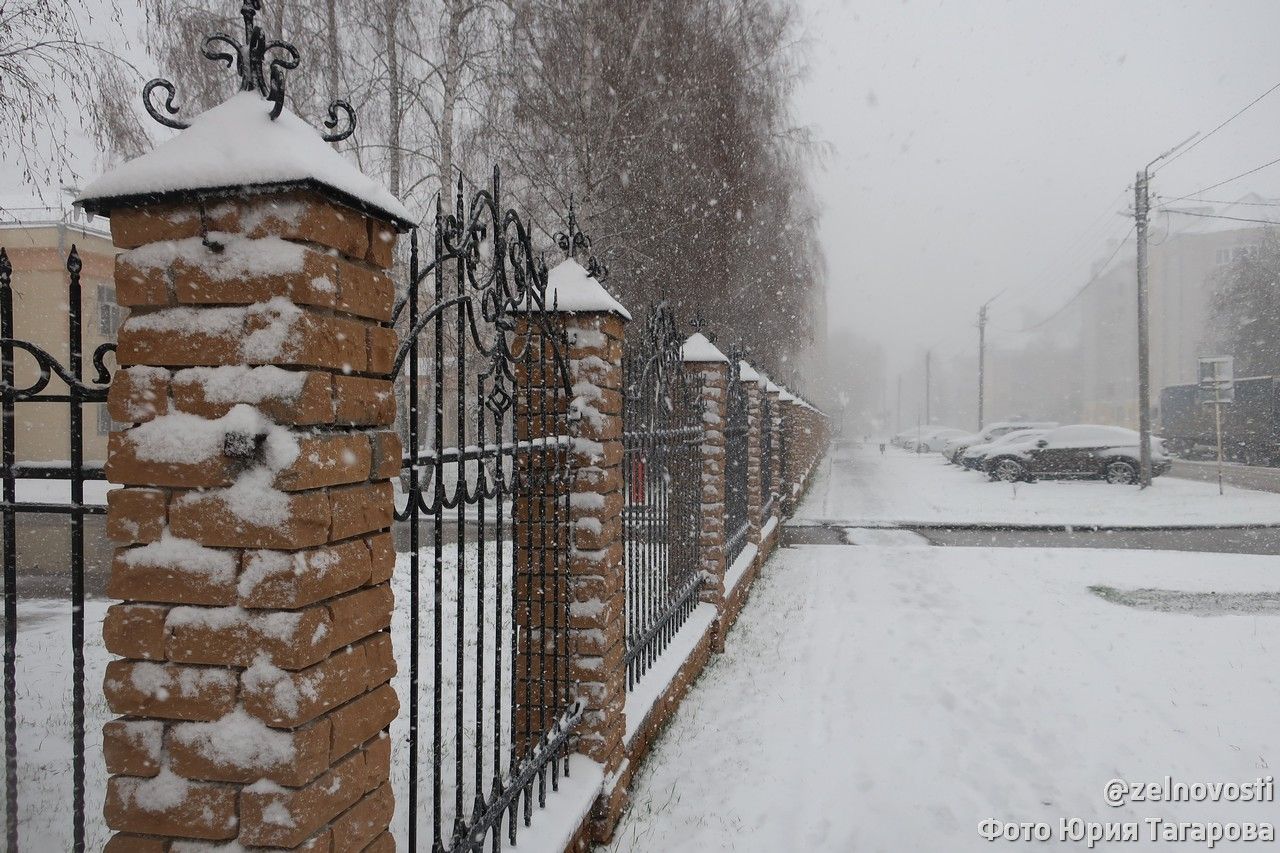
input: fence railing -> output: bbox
[0,227,828,850]
[621,305,703,691]
[724,355,750,566]
[0,246,115,852]
[392,175,581,852]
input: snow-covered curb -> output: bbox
[788,518,1280,531]
[623,603,718,746]
[507,758,604,853]
[724,543,758,599]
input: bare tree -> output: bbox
[0,0,141,191]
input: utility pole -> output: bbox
[896,373,902,432]
[976,292,1001,429]
[977,306,987,430]
[1133,132,1197,489]
[1134,168,1153,488]
[925,349,932,426]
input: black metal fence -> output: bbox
[392,170,581,852]
[724,355,750,566]
[0,246,115,853]
[621,305,702,690]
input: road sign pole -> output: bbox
[1215,399,1224,496]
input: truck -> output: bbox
[1158,376,1280,466]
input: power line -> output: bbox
[1162,153,1280,203]
[1155,79,1280,174]
[996,225,1136,335]
[1156,209,1280,227]
[1155,196,1280,208]
[1157,194,1280,206]
[1006,188,1131,304]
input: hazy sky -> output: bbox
[793,0,1280,376]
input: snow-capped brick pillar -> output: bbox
[681,334,730,650]
[78,93,413,852]
[739,362,764,547]
[514,259,631,833]
[764,382,784,527]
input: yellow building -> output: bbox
[0,200,119,464]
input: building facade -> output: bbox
[0,200,119,464]
[1077,195,1275,429]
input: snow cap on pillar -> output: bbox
[74,0,411,229]
[681,332,729,363]
[738,360,761,382]
[537,258,631,319]
[78,94,412,228]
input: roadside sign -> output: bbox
[1197,355,1233,495]
[1198,356,1234,404]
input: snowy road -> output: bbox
[606,545,1280,852]
[792,444,1280,528]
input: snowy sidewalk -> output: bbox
[791,444,1280,528]
[606,544,1280,851]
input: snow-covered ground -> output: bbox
[793,443,1280,527]
[2,545,590,851]
[607,544,1280,852]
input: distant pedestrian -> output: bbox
[879,442,886,455]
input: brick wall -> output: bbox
[100,191,400,851]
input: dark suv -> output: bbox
[984,424,1171,484]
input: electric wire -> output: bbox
[1154,79,1280,174]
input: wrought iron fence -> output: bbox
[392,170,581,852]
[0,246,115,853]
[621,305,702,690]
[724,355,750,566]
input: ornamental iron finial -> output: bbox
[554,196,608,281]
[143,0,355,141]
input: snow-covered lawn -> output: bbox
[3,545,590,852]
[793,444,1280,527]
[608,544,1280,852]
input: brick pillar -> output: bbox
[766,384,783,526]
[97,190,401,851]
[682,336,729,648]
[743,369,763,547]
[518,259,631,839]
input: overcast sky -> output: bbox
[793,0,1280,377]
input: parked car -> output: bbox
[904,427,967,452]
[983,424,1171,484]
[943,421,1058,463]
[959,429,1050,470]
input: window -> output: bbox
[97,284,120,336]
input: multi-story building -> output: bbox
[0,195,119,464]
[1078,194,1276,428]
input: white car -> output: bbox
[943,421,1058,463]
[958,429,1050,470]
[904,427,968,453]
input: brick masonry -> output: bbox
[101,190,400,851]
[683,359,729,634]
